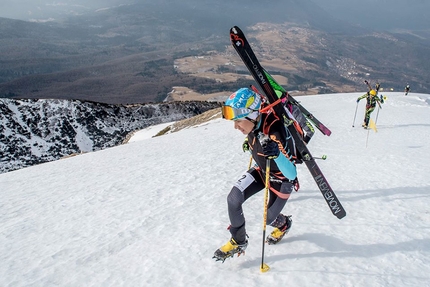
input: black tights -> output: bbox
[227,168,293,243]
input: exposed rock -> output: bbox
[0,98,220,173]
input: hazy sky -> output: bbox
[0,0,133,20]
[316,0,430,30]
[0,0,428,30]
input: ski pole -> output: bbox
[352,102,359,127]
[260,158,271,273]
[374,104,381,125]
[248,156,253,170]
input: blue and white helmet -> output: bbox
[224,88,262,120]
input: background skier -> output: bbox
[357,89,382,128]
[405,84,410,95]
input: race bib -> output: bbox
[233,172,255,192]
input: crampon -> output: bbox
[212,238,248,263]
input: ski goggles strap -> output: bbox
[221,105,255,121]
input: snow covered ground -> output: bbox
[1,92,429,287]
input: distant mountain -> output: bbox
[0,0,355,103]
[0,1,429,104]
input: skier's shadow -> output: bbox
[239,233,430,268]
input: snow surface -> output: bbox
[128,122,176,142]
[1,92,429,287]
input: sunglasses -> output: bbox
[221,105,257,121]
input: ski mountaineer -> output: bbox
[405,84,410,95]
[356,89,382,128]
[213,87,299,263]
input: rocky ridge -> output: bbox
[0,99,219,174]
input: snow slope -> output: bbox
[1,92,429,287]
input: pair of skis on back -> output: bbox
[230,26,346,219]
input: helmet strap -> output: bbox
[245,116,257,125]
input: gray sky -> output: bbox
[0,0,428,31]
[316,0,430,30]
[0,0,133,20]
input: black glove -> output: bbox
[242,137,249,152]
[261,138,280,159]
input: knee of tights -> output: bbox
[227,188,244,207]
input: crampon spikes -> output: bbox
[212,249,245,263]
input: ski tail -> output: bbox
[305,160,346,219]
[230,26,346,219]
[365,80,372,90]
